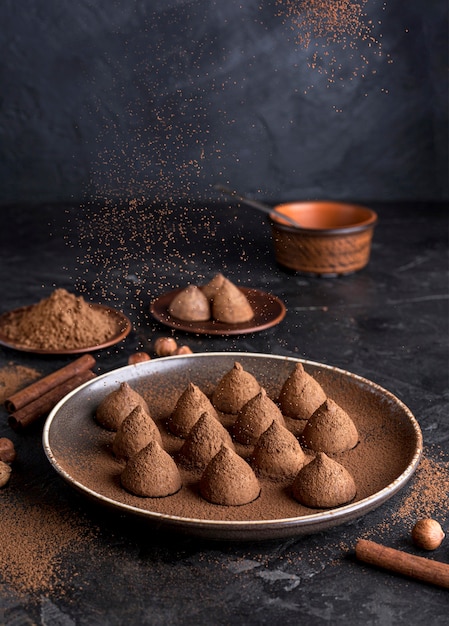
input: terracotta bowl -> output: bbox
[268,201,378,277]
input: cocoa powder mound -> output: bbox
[0,289,120,350]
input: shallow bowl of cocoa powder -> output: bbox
[43,353,422,541]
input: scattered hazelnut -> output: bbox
[154,337,178,357]
[412,518,445,550]
[174,345,193,355]
[128,352,151,365]
[0,461,12,487]
[0,437,16,463]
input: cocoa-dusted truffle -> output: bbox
[120,440,182,497]
[251,420,307,480]
[168,382,219,438]
[95,382,150,431]
[168,285,210,322]
[212,278,254,324]
[291,452,356,508]
[232,388,286,445]
[199,445,261,506]
[112,405,162,460]
[212,362,261,414]
[202,273,225,301]
[278,363,327,420]
[176,411,235,470]
[301,399,359,454]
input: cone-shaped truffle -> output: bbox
[251,420,307,480]
[202,273,225,301]
[232,388,286,445]
[278,363,327,420]
[95,382,150,431]
[212,278,254,323]
[291,452,356,508]
[177,411,235,470]
[120,440,182,497]
[212,362,261,414]
[301,399,359,454]
[168,285,210,321]
[112,405,162,460]
[199,445,261,506]
[168,382,219,438]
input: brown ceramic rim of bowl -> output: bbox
[268,202,378,236]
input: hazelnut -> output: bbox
[0,461,12,487]
[0,437,16,463]
[154,337,178,357]
[412,518,445,550]
[174,345,193,355]
[128,352,151,365]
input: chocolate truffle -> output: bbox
[120,440,182,497]
[278,363,327,420]
[212,362,261,414]
[199,445,261,506]
[112,405,162,460]
[176,411,235,470]
[301,399,359,454]
[168,285,210,322]
[168,382,219,438]
[232,388,286,445]
[291,452,356,508]
[251,420,307,480]
[202,272,225,301]
[95,382,150,431]
[212,278,254,324]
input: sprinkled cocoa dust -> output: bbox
[0,364,41,405]
[0,491,98,597]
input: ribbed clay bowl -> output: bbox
[268,201,378,277]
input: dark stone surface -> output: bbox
[0,1,448,206]
[0,201,448,624]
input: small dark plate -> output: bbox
[150,287,286,335]
[0,304,132,355]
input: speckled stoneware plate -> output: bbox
[43,353,422,541]
[150,288,286,335]
[0,304,132,355]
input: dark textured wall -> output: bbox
[1,0,447,207]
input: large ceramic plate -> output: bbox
[43,353,422,541]
[0,304,132,354]
[150,288,286,335]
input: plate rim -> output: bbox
[0,303,132,354]
[149,287,286,335]
[42,352,423,538]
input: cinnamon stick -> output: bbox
[4,354,96,412]
[8,369,96,430]
[355,539,449,589]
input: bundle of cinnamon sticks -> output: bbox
[5,354,97,429]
